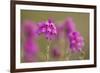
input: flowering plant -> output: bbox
[65,18,84,53]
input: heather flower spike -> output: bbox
[24,39,39,62]
[38,19,57,40]
[24,39,39,55]
[65,18,84,53]
[22,20,39,62]
[38,19,57,60]
[23,20,38,39]
[65,18,76,33]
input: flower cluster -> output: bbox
[68,31,84,52]
[38,19,57,40]
[65,18,84,53]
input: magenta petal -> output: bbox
[73,31,80,36]
[68,32,74,39]
[70,40,76,45]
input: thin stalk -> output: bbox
[46,40,51,61]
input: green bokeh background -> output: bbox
[21,10,89,63]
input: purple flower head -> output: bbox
[38,19,57,40]
[22,20,38,39]
[65,17,84,53]
[51,48,61,58]
[24,39,39,62]
[64,17,76,33]
[24,39,38,54]
[68,31,84,53]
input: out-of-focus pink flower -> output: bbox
[38,19,57,40]
[23,38,39,62]
[24,39,38,55]
[64,17,84,53]
[68,31,84,52]
[22,20,38,39]
[51,48,61,58]
[64,18,76,33]
[22,20,39,62]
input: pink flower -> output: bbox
[68,31,84,52]
[24,39,39,62]
[24,39,38,55]
[22,20,38,39]
[64,17,76,33]
[65,17,84,53]
[22,20,39,62]
[51,48,61,58]
[38,19,57,40]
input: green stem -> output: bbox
[46,40,50,61]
